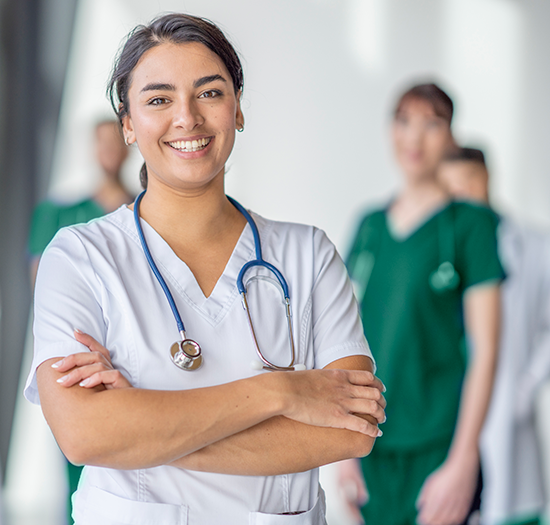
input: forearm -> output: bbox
[38,359,283,469]
[171,414,377,475]
[170,355,380,475]
[448,285,500,463]
[38,352,383,471]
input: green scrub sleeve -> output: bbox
[457,206,505,290]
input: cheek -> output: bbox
[426,132,450,159]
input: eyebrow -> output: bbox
[139,75,227,94]
[193,74,227,88]
[140,82,175,93]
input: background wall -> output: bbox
[3,0,550,524]
[46,0,550,253]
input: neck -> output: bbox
[399,177,447,203]
[136,177,245,247]
[389,178,450,233]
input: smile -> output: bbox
[167,137,212,152]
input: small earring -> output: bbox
[237,126,244,133]
[124,137,130,146]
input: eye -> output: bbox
[147,97,170,106]
[426,119,444,130]
[395,115,409,126]
[199,89,222,99]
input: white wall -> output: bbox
[47,0,550,252]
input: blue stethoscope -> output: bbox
[133,191,305,372]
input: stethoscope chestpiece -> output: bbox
[170,339,203,371]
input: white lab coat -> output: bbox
[25,205,372,525]
[481,217,550,525]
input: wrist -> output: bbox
[446,444,479,468]
[251,371,288,418]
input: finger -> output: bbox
[347,399,386,424]
[74,329,112,362]
[350,385,387,409]
[344,371,386,393]
[340,414,382,438]
[79,370,131,389]
[56,363,112,388]
[51,352,110,372]
[343,370,376,386]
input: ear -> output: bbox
[121,112,136,146]
[235,90,244,131]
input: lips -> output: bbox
[167,137,212,152]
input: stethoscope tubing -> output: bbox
[134,191,186,337]
[133,191,299,371]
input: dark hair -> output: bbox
[106,13,244,189]
[394,83,454,125]
[443,147,486,166]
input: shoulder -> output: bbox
[253,212,327,247]
[451,201,499,226]
[251,212,341,275]
[45,206,133,258]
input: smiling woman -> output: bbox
[24,13,385,525]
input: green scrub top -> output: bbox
[347,202,504,450]
[28,198,105,256]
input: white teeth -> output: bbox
[168,137,211,152]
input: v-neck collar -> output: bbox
[110,205,265,326]
[385,201,452,242]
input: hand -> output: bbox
[416,453,479,525]
[279,368,386,438]
[338,459,368,525]
[52,329,132,390]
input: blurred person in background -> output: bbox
[27,118,131,524]
[29,119,132,284]
[439,147,550,525]
[339,83,504,525]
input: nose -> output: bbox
[172,97,204,130]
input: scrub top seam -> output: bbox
[299,295,313,367]
[65,229,142,386]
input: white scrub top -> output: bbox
[25,205,372,525]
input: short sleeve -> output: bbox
[28,201,63,256]
[309,229,374,370]
[457,205,505,290]
[24,229,107,404]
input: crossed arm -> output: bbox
[37,331,385,475]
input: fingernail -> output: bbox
[79,378,90,387]
[382,384,387,393]
[51,360,64,369]
[74,328,84,334]
[377,429,383,437]
[383,415,387,424]
[57,375,68,384]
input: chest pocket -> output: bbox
[73,487,188,525]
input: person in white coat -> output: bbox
[438,147,550,525]
[24,13,387,525]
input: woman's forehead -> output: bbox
[396,97,440,118]
[130,41,229,88]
